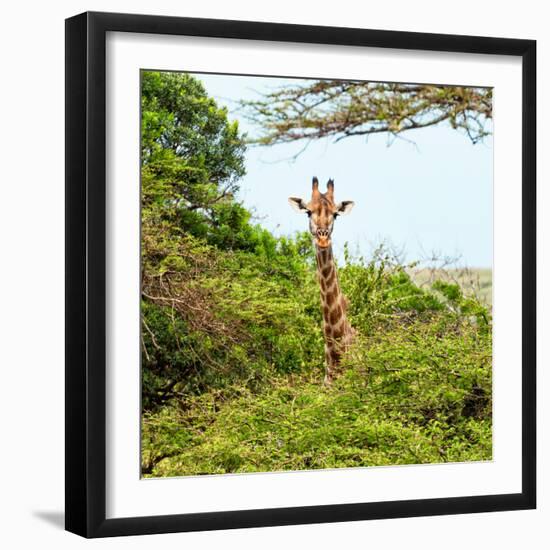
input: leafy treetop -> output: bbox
[242,80,492,149]
[141,71,252,249]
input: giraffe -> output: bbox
[289,177,355,385]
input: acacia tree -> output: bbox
[242,80,492,148]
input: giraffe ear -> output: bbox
[336,201,355,216]
[288,197,310,213]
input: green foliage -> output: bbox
[140,72,493,477]
[141,71,248,249]
[142,236,493,475]
[141,229,322,409]
[339,248,444,332]
[143,299,492,475]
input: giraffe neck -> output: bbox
[315,244,353,384]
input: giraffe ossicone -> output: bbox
[289,177,355,385]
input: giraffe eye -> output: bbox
[307,211,312,217]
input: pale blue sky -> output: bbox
[195,73,493,268]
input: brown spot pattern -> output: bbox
[332,324,343,339]
[329,305,342,325]
[325,289,336,307]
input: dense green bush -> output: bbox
[141,234,492,475]
[142,250,492,475]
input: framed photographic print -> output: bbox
[65,11,536,538]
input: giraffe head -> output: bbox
[288,177,355,248]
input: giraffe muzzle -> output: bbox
[315,229,331,248]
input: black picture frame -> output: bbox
[65,11,536,538]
